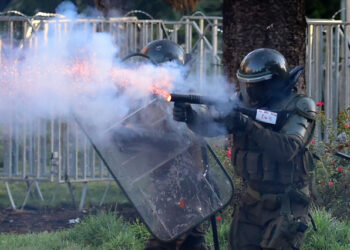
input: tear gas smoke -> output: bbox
[0,1,235,140]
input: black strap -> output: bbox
[201,142,221,250]
[210,215,220,250]
[308,213,318,231]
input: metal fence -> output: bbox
[0,12,223,210]
[306,18,350,132]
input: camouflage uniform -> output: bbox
[144,225,209,250]
[228,91,316,250]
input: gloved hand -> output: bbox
[225,110,250,133]
[172,102,195,123]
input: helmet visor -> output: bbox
[239,79,271,107]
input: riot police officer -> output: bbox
[173,48,316,250]
[141,39,210,250]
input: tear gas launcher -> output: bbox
[167,93,291,126]
[166,66,306,125]
[166,93,225,106]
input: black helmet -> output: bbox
[236,48,289,107]
[141,39,185,65]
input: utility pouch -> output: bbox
[261,215,308,249]
[233,150,246,177]
[246,152,262,180]
[286,187,310,206]
[261,194,280,211]
[262,154,276,181]
[303,149,315,173]
[261,216,289,249]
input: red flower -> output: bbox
[216,216,222,221]
[337,167,343,173]
[226,148,232,158]
[316,101,324,107]
[345,125,350,129]
[215,144,219,147]
[179,198,186,209]
[328,181,334,187]
[331,162,336,166]
[310,139,315,145]
[338,145,344,150]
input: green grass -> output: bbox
[0,212,149,250]
[205,218,231,249]
[1,208,349,250]
[0,181,127,209]
[302,208,350,250]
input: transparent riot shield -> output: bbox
[74,98,234,242]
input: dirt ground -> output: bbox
[0,203,139,234]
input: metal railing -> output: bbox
[0,11,223,210]
[306,18,350,132]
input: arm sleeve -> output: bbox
[187,110,229,137]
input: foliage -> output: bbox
[302,208,350,250]
[4,0,336,21]
[166,0,202,13]
[0,230,81,250]
[66,212,149,249]
[0,212,149,250]
[309,106,350,220]
[1,208,349,249]
[306,0,340,19]
[205,214,231,249]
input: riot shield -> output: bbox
[74,98,234,241]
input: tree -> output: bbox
[166,0,202,13]
[222,0,307,92]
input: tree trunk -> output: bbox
[222,0,306,92]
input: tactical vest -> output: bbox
[231,92,314,190]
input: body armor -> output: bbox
[231,91,316,190]
[229,91,316,250]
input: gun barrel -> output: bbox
[167,93,218,105]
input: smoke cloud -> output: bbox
[0,1,234,140]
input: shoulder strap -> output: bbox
[273,93,300,131]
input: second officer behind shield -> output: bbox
[141,39,210,250]
[173,48,316,250]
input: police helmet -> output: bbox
[141,39,185,65]
[237,48,289,107]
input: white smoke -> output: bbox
[0,1,234,140]
[0,2,186,134]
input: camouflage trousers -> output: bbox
[144,225,210,250]
[229,186,310,250]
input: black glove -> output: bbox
[225,110,250,133]
[172,102,195,123]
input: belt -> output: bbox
[247,185,310,201]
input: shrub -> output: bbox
[66,212,149,249]
[302,208,350,250]
[310,107,350,220]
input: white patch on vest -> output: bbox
[256,109,277,125]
